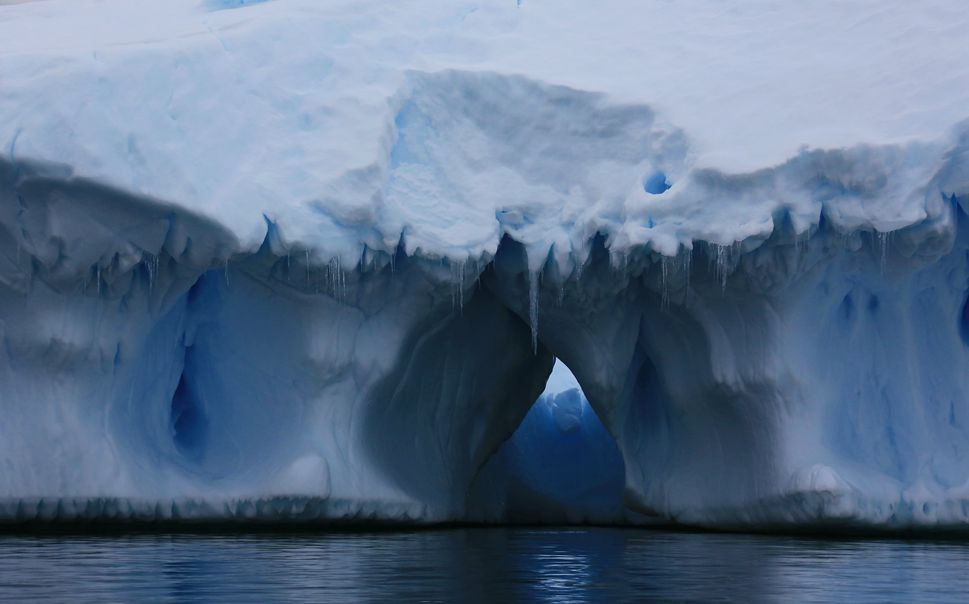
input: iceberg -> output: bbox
[1,0,969,530]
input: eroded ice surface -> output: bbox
[1,0,969,529]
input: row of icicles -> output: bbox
[78,229,897,357]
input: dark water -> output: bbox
[0,528,967,602]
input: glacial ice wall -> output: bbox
[0,158,555,522]
[2,0,969,530]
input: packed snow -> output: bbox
[1,0,969,530]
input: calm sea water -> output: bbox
[0,528,966,602]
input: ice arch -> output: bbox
[468,360,627,524]
[4,156,969,532]
[484,215,969,531]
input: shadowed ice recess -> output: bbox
[2,0,969,531]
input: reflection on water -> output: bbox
[0,528,967,602]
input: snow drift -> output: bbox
[2,0,969,530]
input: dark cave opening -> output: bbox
[470,359,626,523]
[169,346,210,462]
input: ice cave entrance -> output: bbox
[474,359,626,523]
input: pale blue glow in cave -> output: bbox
[471,360,626,523]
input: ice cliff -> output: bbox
[1,0,969,530]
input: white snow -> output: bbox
[1,0,969,530]
[3,0,968,266]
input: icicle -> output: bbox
[96,265,101,296]
[449,263,456,311]
[340,259,347,302]
[286,252,291,279]
[715,245,726,292]
[877,231,890,274]
[528,270,539,355]
[330,258,337,300]
[714,243,733,293]
[145,254,154,294]
[305,250,310,285]
[447,259,467,313]
[660,255,671,310]
[224,258,230,287]
[459,261,465,311]
[326,256,346,303]
[681,248,692,305]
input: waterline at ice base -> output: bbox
[2,0,969,532]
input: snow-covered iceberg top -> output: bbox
[3,0,968,270]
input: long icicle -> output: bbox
[528,270,539,355]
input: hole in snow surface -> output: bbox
[205,0,271,11]
[643,170,671,195]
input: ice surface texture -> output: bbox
[1,0,969,529]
